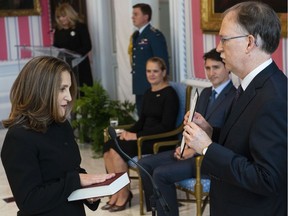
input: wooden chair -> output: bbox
[174,156,210,216]
[150,88,210,216]
[104,83,192,215]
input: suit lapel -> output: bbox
[205,82,233,119]
[219,87,255,143]
[196,87,212,117]
[219,62,277,144]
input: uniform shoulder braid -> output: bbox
[150,26,157,32]
[150,26,162,36]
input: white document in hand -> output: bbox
[68,172,130,201]
[180,89,199,157]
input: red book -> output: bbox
[68,172,130,201]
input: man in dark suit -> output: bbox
[129,3,169,116]
[184,2,287,216]
[138,48,236,216]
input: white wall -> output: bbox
[0,60,28,120]
[86,0,118,99]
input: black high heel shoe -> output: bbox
[101,201,114,210]
[109,191,133,212]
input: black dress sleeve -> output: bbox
[129,86,179,137]
[53,23,91,56]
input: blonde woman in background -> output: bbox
[53,3,93,90]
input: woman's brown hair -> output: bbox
[3,56,77,132]
[146,57,169,81]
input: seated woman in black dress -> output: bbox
[102,57,179,212]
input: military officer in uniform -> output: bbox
[129,3,169,116]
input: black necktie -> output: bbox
[226,85,243,119]
[231,85,243,109]
[210,90,217,104]
[235,85,243,102]
[133,30,139,41]
[206,90,217,115]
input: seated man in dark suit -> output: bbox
[138,48,236,216]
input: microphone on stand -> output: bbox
[107,126,170,216]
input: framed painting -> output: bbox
[201,0,287,37]
[0,0,41,17]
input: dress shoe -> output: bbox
[101,201,114,210]
[109,191,133,212]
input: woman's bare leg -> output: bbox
[103,149,129,205]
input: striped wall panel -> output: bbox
[0,0,51,61]
[0,0,286,77]
[189,0,287,78]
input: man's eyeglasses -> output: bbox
[220,35,249,44]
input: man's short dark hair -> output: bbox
[203,48,223,63]
[133,3,152,21]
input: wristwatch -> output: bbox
[202,146,208,155]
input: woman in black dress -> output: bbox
[1,56,114,216]
[53,3,93,91]
[102,57,179,212]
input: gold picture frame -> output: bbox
[0,0,41,17]
[201,0,287,37]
